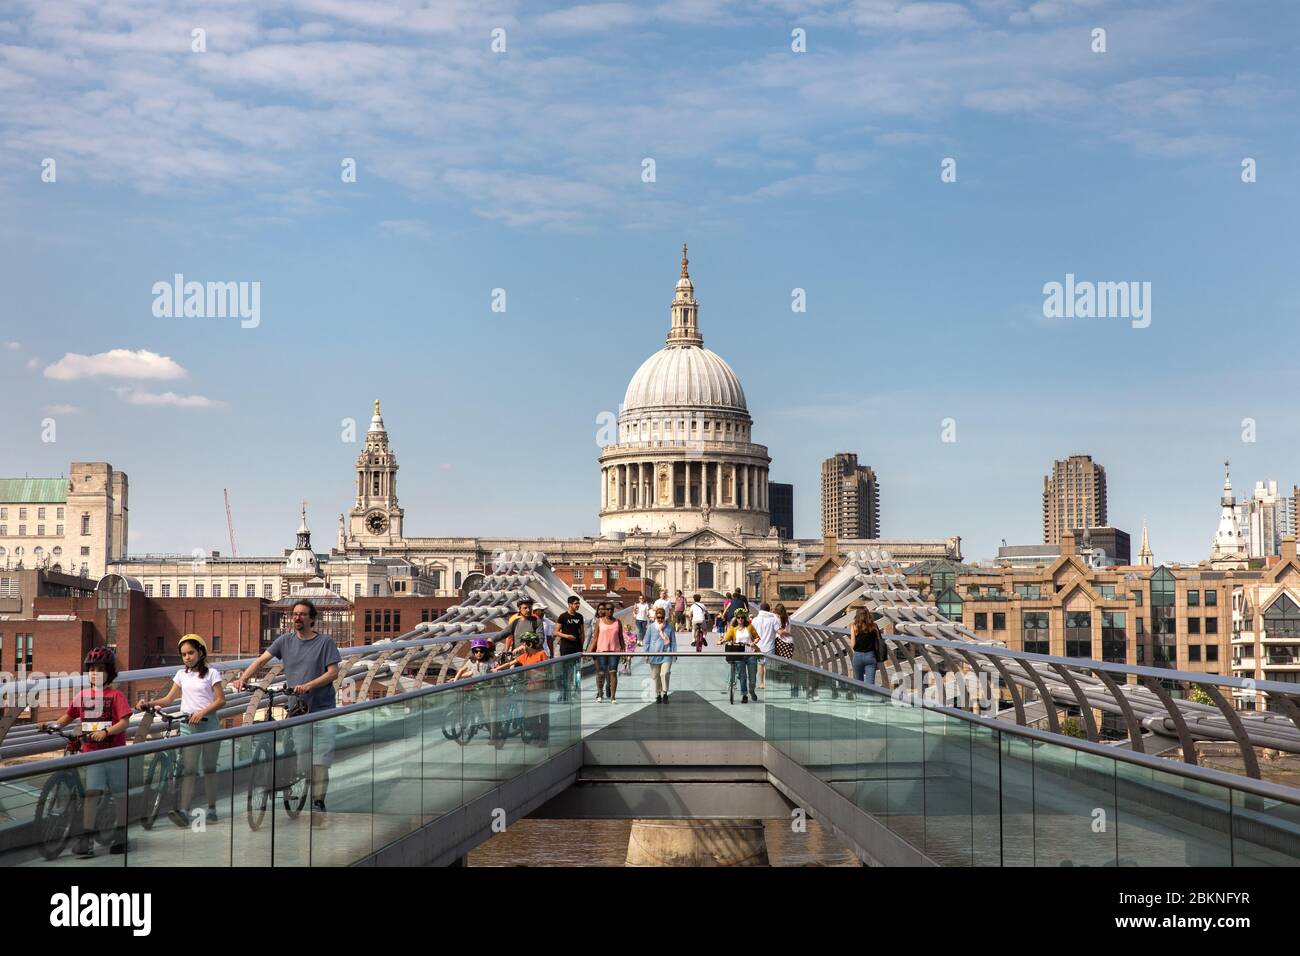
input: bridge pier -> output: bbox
[625,819,769,867]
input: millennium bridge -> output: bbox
[2,551,1298,867]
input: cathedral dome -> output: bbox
[622,345,747,415]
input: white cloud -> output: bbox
[44,403,80,414]
[44,348,187,381]
[4,341,19,350]
[112,387,225,409]
[26,357,40,369]
[439,463,454,471]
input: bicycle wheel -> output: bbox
[729,662,735,705]
[246,741,273,831]
[140,752,172,830]
[442,700,466,741]
[34,772,79,860]
[283,773,308,817]
[461,697,485,745]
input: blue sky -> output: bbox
[1,0,1297,563]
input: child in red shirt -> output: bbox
[47,646,132,857]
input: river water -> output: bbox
[469,818,862,866]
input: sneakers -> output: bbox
[741,695,749,704]
[206,804,218,822]
[75,836,93,858]
[109,836,128,855]
[663,694,669,705]
[750,692,759,702]
[311,800,328,828]
[168,809,189,829]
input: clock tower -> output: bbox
[348,399,404,546]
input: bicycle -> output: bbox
[243,682,310,831]
[138,706,197,830]
[32,727,119,860]
[441,686,493,745]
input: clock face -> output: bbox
[366,512,388,535]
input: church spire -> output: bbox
[1211,460,1247,566]
[667,242,704,348]
[1138,517,1153,566]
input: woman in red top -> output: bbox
[47,647,133,857]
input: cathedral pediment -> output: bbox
[664,528,743,550]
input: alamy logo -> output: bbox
[1042,273,1151,328]
[152,274,260,328]
[50,886,151,936]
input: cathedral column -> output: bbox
[614,465,623,510]
[600,467,607,510]
[643,462,652,508]
[728,463,737,508]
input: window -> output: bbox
[574,569,584,582]
[974,612,988,630]
[383,609,392,633]
[1136,617,1144,635]
[56,524,63,536]
[1205,589,1217,607]
[778,585,806,602]
[937,588,963,622]
[57,507,63,520]
[213,584,221,597]
[354,584,362,597]
[1136,643,1145,663]
[263,584,272,599]
[1264,594,1300,638]
[372,584,381,596]
[145,584,154,597]
[697,562,714,589]
[37,508,45,520]
[195,584,204,598]
[993,612,1006,631]
[18,526,25,536]
[246,584,255,598]
[213,635,222,653]
[18,633,32,669]
[178,584,187,598]
[81,515,90,535]
[932,568,955,592]
[394,610,401,633]
[161,584,171,597]
[1206,617,1218,635]
[1206,644,1218,662]
[1023,611,1049,654]
[365,609,373,632]
[1099,584,1116,599]
[1065,610,1092,657]
[36,525,44,536]
[80,546,90,556]
[0,508,6,520]
[1188,645,1201,662]
[1102,611,1126,662]
[19,508,27,520]
[332,583,341,594]
[1188,617,1200,634]
[0,526,5,536]
[1188,590,1200,607]
[610,570,619,582]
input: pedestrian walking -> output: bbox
[645,606,676,702]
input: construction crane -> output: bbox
[224,488,238,557]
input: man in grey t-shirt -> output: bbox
[232,599,342,826]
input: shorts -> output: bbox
[287,707,338,769]
[595,655,619,672]
[84,756,127,794]
[178,714,218,735]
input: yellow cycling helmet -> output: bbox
[177,633,207,653]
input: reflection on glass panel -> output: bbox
[309,708,373,867]
[1116,761,1230,866]
[922,708,973,866]
[1231,789,1300,865]
[1031,739,1116,867]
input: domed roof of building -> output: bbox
[621,244,748,416]
[623,345,747,414]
